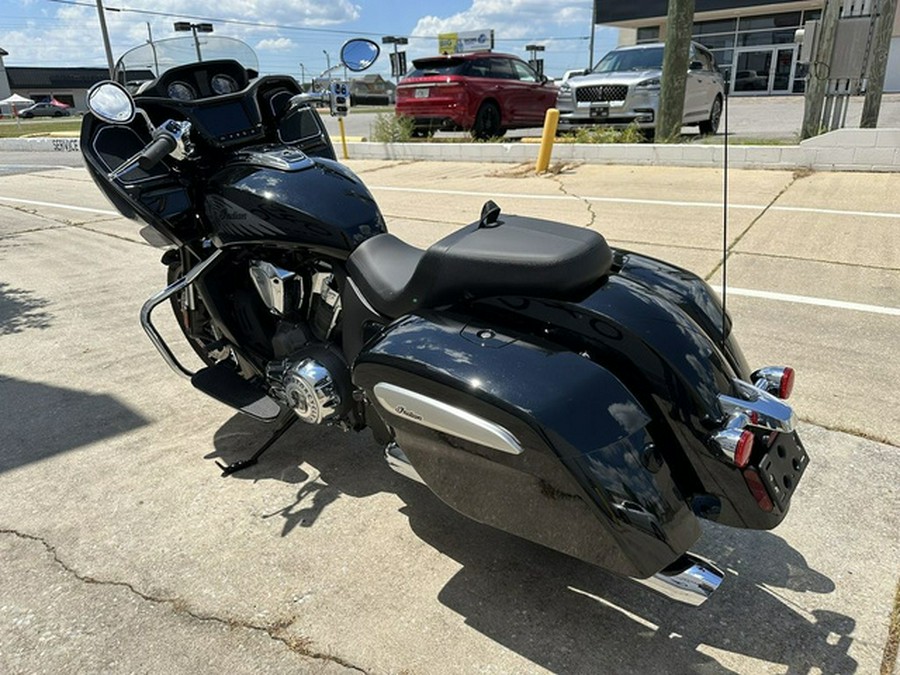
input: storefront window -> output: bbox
[694,18,736,35]
[636,26,660,43]
[739,29,797,46]
[739,12,802,30]
[696,34,736,50]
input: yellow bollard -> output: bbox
[535,108,560,174]
[337,117,349,160]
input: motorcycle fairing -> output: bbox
[353,312,700,579]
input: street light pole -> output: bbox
[174,21,214,62]
[299,62,306,88]
[382,36,409,85]
[525,44,545,77]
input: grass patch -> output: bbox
[692,134,799,146]
[370,112,415,142]
[570,123,647,144]
[0,118,82,138]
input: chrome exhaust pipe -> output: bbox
[633,553,725,606]
[385,442,425,485]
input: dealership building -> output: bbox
[599,0,900,94]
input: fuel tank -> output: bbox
[204,148,386,254]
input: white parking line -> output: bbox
[714,286,900,316]
[0,195,119,215]
[2,194,897,317]
[369,185,900,220]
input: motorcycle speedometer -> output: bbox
[211,74,239,95]
[167,81,197,101]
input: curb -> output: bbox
[3,128,898,172]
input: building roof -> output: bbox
[6,67,111,90]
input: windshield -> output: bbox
[593,46,664,73]
[115,36,259,85]
[407,57,467,78]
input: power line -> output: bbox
[41,0,591,42]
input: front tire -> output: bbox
[472,101,503,140]
[699,96,722,136]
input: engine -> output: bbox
[248,259,352,425]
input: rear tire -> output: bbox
[699,96,722,136]
[472,102,503,140]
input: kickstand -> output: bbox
[216,413,298,476]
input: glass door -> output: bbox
[772,47,796,93]
[733,49,772,93]
[732,46,799,94]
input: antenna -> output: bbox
[721,91,729,350]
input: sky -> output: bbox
[0,0,620,81]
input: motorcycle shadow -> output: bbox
[207,413,854,673]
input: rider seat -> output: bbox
[347,207,613,318]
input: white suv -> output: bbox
[556,42,724,135]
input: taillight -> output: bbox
[752,366,795,400]
[733,430,754,468]
[778,367,795,399]
[712,414,755,468]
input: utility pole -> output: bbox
[861,0,899,127]
[801,0,840,139]
[94,0,116,79]
[656,0,695,142]
[588,1,597,69]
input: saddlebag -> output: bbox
[353,311,700,579]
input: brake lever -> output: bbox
[287,91,330,112]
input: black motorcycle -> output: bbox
[80,36,808,606]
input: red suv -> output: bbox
[395,52,558,139]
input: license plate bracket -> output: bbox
[757,431,809,510]
[590,104,610,119]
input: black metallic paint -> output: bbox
[205,156,386,252]
[354,312,700,578]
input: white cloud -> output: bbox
[256,37,296,51]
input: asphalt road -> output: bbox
[0,157,898,673]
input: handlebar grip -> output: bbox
[137,133,177,171]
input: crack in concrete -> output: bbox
[349,159,417,175]
[0,529,369,673]
[704,173,801,282]
[549,172,597,229]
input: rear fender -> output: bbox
[353,311,700,579]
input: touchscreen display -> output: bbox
[196,101,254,138]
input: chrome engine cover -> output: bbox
[282,358,341,424]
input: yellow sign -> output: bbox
[438,30,494,54]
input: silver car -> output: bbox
[17,102,72,118]
[556,42,724,135]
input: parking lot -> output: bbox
[0,156,898,673]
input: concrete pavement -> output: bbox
[0,159,898,673]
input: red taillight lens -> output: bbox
[743,468,774,512]
[733,430,754,468]
[779,367,795,399]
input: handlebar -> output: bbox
[108,119,192,180]
[138,131,178,170]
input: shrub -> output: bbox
[370,113,415,142]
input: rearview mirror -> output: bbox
[340,39,380,72]
[86,81,135,124]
